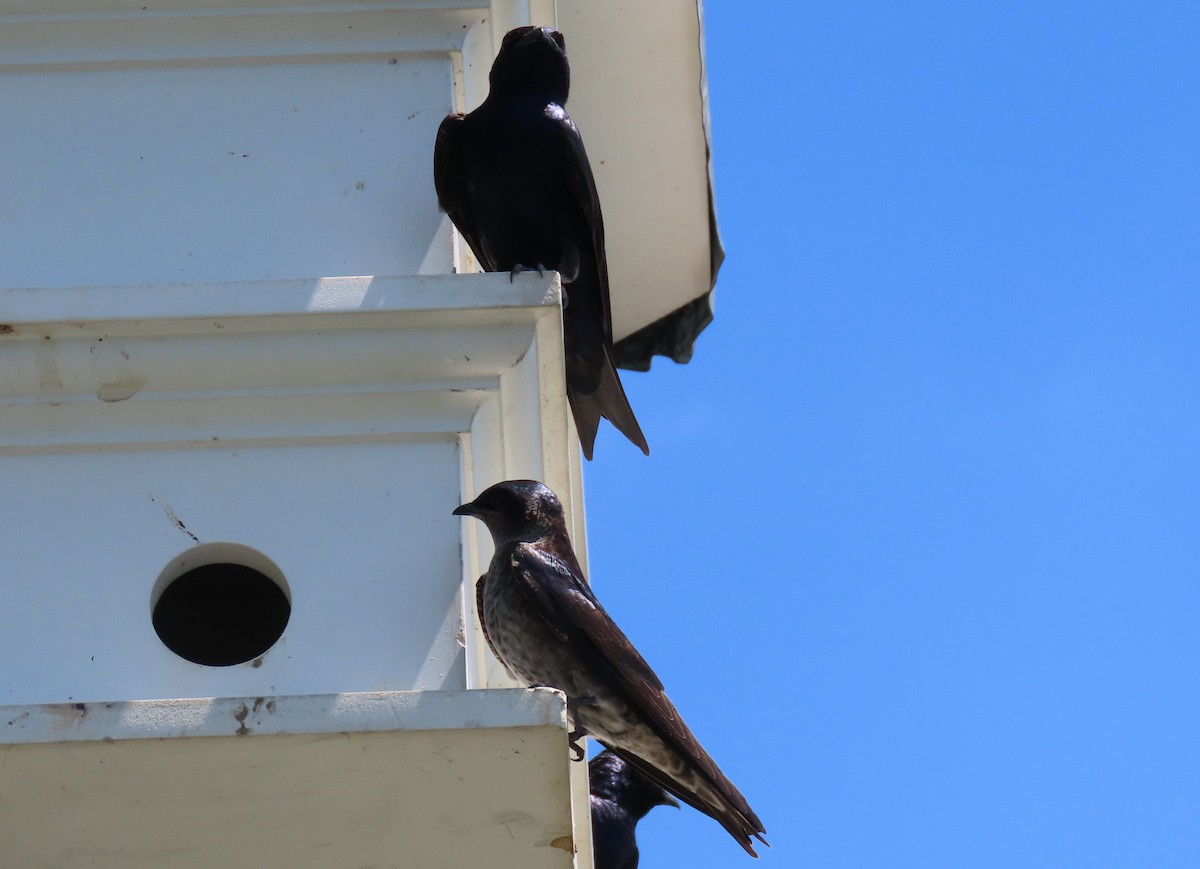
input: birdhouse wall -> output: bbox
[0,273,577,707]
[0,10,465,289]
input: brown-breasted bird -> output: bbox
[590,749,679,869]
[433,26,649,460]
[453,480,767,857]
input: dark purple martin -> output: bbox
[433,26,649,461]
[590,749,679,869]
[453,480,767,857]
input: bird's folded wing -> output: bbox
[508,547,735,794]
[550,105,614,341]
[433,113,494,271]
[509,545,766,851]
[509,544,662,691]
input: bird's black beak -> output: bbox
[661,793,682,809]
[452,501,478,517]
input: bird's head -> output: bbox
[489,26,570,104]
[589,750,681,816]
[453,479,567,547]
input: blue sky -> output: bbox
[582,3,1199,866]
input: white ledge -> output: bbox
[0,688,579,869]
[0,2,488,68]
[0,272,562,333]
[0,687,568,745]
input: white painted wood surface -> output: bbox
[0,272,574,707]
[0,689,577,869]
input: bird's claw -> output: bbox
[508,263,548,283]
[568,727,587,761]
[564,695,597,761]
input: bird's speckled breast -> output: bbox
[480,549,578,690]
[480,549,652,738]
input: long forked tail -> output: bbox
[604,746,768,857]
[567,348,649,460]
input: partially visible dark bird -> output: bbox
[590,749,679,869]
[453,480,767,857]
[433,26,649,460]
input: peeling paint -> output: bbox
[233,702,251,736]
[41,702,88,731]
[97,379,145,402]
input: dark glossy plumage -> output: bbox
[453,480,767,857]
[433,26,649,460]
[590,750,679,869]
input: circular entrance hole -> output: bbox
[151,543,291,667]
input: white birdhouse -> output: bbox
[0,1,720,866]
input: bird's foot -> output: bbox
[508,263,548,283]
[564,695,598,762]
[567,727,587,761]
